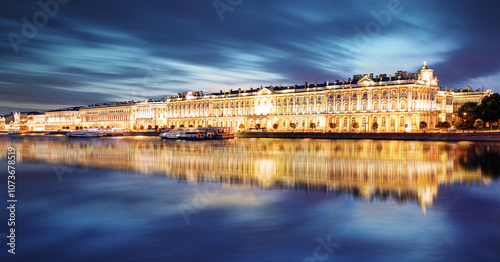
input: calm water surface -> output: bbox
[0,136,499,262]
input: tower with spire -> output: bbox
[418,61,438,85]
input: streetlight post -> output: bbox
[463,112,467,133]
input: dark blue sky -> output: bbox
[1,0,499,114]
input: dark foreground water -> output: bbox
[0,136,499,262]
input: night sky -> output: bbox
[1,0,499,114]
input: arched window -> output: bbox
[362,102,367,111]
[391,101,397,110]
[373,102,379,111]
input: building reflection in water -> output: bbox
[1,136,497,211]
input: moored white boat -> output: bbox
[159,127,233,140]
[159,128,212,140]
[8,130,21,135]
[205,127,235,139]
[109,127,124,136]
[67,128,109,138]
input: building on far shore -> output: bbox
[3,62,493,132]
[45,107,81,131]
[451,86,492,121]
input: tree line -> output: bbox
[456,93,500,129]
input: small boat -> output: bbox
[8,130,20,135]
[67,128,109,138]
[159,127,234,140]
[204,127,235,139]
[159,128,213,140]
[108,127,124,136]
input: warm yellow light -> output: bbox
[255,103,272,115]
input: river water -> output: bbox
[0,136,499,261]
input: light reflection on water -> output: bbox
[1,136,497,210]
[0,136,499,262]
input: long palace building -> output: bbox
[2,62,493,132]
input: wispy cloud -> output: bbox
[0,0,498,113]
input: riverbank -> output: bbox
[236,131,500,142]
[3,130,500,142]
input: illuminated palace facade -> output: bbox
[3,62,493,132]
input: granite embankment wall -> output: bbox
[235,131,500,142]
